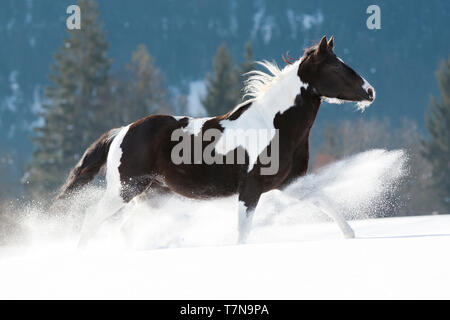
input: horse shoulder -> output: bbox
[279,141,310,189]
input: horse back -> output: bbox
[118,114,243,199]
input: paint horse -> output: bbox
[57,36,375,245]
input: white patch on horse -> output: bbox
[216,60,308,172]
[79,125,130,246]
[180,116,212,136]
[357,77,376,111]
[322,97,345,105]
[106,125,130,198]
[238,200,252,243]
[106,127,123,143]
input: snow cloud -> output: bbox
[1,149,407,251]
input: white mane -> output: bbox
[242,60,286,100]
[228,59,304,116]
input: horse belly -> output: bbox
[162,162,241,199]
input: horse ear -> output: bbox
[317,36,328,54]
[327,36,334,49]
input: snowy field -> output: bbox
[1,215,449,299]
[1,149,449,299]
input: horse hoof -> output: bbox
[237,233,249,244]
[344,229,355,239]
[77,237,89,249]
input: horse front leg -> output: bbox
[313,194,355,239]
[237,180,262,244]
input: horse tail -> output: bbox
[55,127,122,200]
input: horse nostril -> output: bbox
[367,88,373,99]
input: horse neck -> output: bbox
[274,86,321,149]
[295,87,322,133]
[225,61,320,143]
[254,62,321,140]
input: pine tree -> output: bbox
[422,56,450,211]
[99,44,172,127]
[241,42,254,75]
[122,44,171,122]
[24,0,111,198]
[0,153,14,201]
[202,43,240,116]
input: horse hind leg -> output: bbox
[78,175,153,248]
[119,180,173,247]
[78,191,126,248]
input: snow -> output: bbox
[260,16,274,44]
[1,149,448,299]
[286,10,324,38]
[0,215,449,299]
[250,2,265,40]
[186,80,207,117]
[5,71,21,113]
[301,12,324,30]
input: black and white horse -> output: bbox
[57,36,375,245]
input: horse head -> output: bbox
[297,36,375,110]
